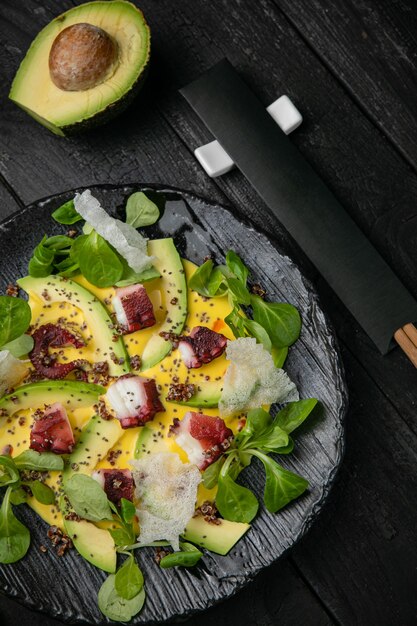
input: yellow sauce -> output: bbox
[0,260,236,529]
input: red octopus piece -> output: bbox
[92,469,135,505]
[106,374,165,429]
[169,411,233,470]
[178,326,227,369]
[30,402,75,454]
[113,284,156,334]
[29,323,87,380]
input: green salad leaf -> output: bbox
[216,472,259,523]
[28,236,55,277]
[159,542,203,568]
[9,488,28,506]
[212,399,318,523]
[78,231,123,288]
[0,486,30,564]
[115,258,160,287]
[242,319,271,351]
[27,480,56,505]
[250,449,309,513]
[110,527,135,548]
[120,498,136,525]
[251,295,301,348]
[126,192,160,228]
[13,450,64,471]
[226,277,251,306]
[115,553,144,600]
[64,474,113,522]
[202,456,224,489]
[44,235,74,251]
[0,296,31,346]
[1,334,34,358]
[52,199,82,225]
[0,456,20,487]
[108,501,136,548]
[226,250,249,285]
[98,573,146,622]
[224,306,245,338]
[274,399,318,434]
[239,408,272,438]
[189,260,227,297]
[272,346,288,369]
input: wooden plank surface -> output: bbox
[274,0,417,172]
[1,0,417,624]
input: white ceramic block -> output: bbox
[266,95,303,135]
[194,140,235,178]
[194,95,302,178]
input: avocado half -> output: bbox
[9,1,151,136]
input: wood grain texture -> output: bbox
[0,180,22,220]
[273,0,417,171]
[293,342,417,625]
[284,278,417,625]
[0,185,346,624]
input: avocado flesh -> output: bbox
[18,274,130,377]
[9,1,150,135]
[0,380,104,419]
[140,239,187,372]
[63,413,122,483]
[184,515,250,556]
[61,417,119,571]
[60,496,116,573]
[134,425,153,459]
[64,517,116,573]
[166,380,222,409]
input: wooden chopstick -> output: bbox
[394,324,417,368]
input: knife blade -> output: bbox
[180,59,417,355]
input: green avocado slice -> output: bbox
[134,426,153,459]
[166,380,223,409]
[140,239,188,372]
[64,517,117,573]
[0,380,104,419]
[18,274,130,377]
[63,414,122,483]
[9,1,151,135]
[60,495,116,573]
[183,515,250,556]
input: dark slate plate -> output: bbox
[0,184,347,624]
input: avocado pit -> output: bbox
[49,22,118,91]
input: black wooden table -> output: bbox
[1,1,417,624]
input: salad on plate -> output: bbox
[0,189,318,622]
